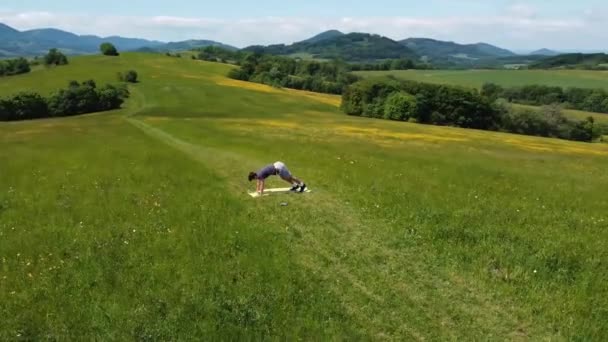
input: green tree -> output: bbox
[97,84,128,111]
[43,49,68,66]
[0,57,31,76]
[383,91,418,121]
[100,43,119,56]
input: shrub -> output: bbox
[0,93,49,120]
[118,70,139,83]
[0,57,31,76]
[100,43,119,56]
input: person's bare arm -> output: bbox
[257,179,265,194]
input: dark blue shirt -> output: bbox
[256,164,276,180]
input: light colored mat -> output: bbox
[248,187,312,198]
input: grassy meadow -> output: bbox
[1,53,608,340]
[355,69,608,90]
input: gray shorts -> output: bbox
[273,162,292,179]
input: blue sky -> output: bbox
[1,1,606,50]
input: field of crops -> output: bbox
[1,54,608,340]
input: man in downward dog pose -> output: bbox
[248,161,307,195]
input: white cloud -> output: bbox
[0,9,604,50]
[506,3,538,19]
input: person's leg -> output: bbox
[278,165,306,191]
[281,175,301,185]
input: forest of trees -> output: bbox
[227,53,359,94]
[481,83,608,114]
[348,58,430,71]
[342,78,603,142]
[0,80,129,121]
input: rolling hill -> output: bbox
[401,38,515,60]
[243,32,418,62]
[399,38,518,67]
[530,48,562,56]
[1,52,607,339]
[298,30,345,44]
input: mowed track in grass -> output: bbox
[356,69,608,124]
[1,54,608,340]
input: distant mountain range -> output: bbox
[242,30,523,65]
[1,23,600,69]
[0,23,235,57]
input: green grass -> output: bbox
[355,69,608,90]
[2,53,608,340]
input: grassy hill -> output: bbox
[243,33,418,62]
[1,53,608,339]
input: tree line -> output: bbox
[481,83,608,114]
[342,78,604,142]
[349,58,431,71]
[195,47,425,95]
[0,80,129,121]
[227,53,359,94]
